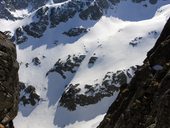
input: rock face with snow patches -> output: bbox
[59,67,136,111]
[46,54,86,79]
[0,0,170,128]
[0,0,49,20]
[97,18,170,128]
[0,0,164,21]
[6,0,166,44]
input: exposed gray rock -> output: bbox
[15,27,28,44]
[23,7,49,38]
[79,4,103,20]
[19,82,40,106]
[32,57,41,66]
[129,37,143,47]
[50,1,84,28]
[46,54,86,79]
[3,31,15,42]
[63,27,88,37]
[88,56,98,68]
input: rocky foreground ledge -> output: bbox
[0,32,19,124]
[97,18,170,128]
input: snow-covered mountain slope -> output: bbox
[0,0,68,20]
[0,0,170,128]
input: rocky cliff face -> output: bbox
[0,32,19,98]
[0,32,19,123]
[97,18,170,128]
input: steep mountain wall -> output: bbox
[0,0,167,20]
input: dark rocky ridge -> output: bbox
[0,0,161,21]
[97,18,170,128]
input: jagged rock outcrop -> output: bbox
[19,82,40,106]
[46,54,86,79]
[15,27,27,44]
[0,3,15,20]
[0,0,49,20]
[0,32,19,124]
[97,18,170,128]
[59,67,136,111]
[3,0,48,11]
[32,57,41,66]
[23,7,49,38]
[63,27,88,37]
[50,1,84,28]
